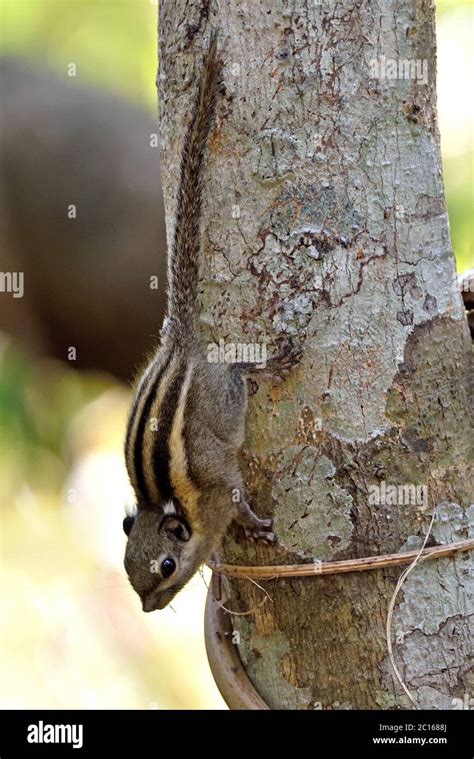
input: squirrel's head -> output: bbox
[123,506,205,611]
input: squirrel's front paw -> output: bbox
[256,340,302,383]
[270,340,303,376]
[243,525,277,544]
[234,501,276,544]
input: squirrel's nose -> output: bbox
[142,596,156,613]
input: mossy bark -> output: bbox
[159,0,473,709]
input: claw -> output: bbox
[259,341,302,381]
[244,528,277,544]
[239,341,302,381]
[270,341,303,377]
[234,501,276,543]
[242,516,275,544]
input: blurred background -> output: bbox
[0,0,472,709]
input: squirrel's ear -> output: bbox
[123,515,135,536]
[159,515,191,542]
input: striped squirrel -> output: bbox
[123,33,300,612]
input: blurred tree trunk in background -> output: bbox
[0,59,167,381]
[159,0,473,709]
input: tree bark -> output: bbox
[158,0,473,710]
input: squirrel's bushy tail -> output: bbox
[167,31,222,333]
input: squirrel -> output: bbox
[122,32,300,612]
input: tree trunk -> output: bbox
[158,0,473,710]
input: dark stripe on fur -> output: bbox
[149,361,187,501]
[132,362,167,501]
[124,361,155,465]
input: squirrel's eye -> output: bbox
[123,516,135,536]
[161,557,176,579]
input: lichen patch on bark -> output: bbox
[272,447,353,558]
